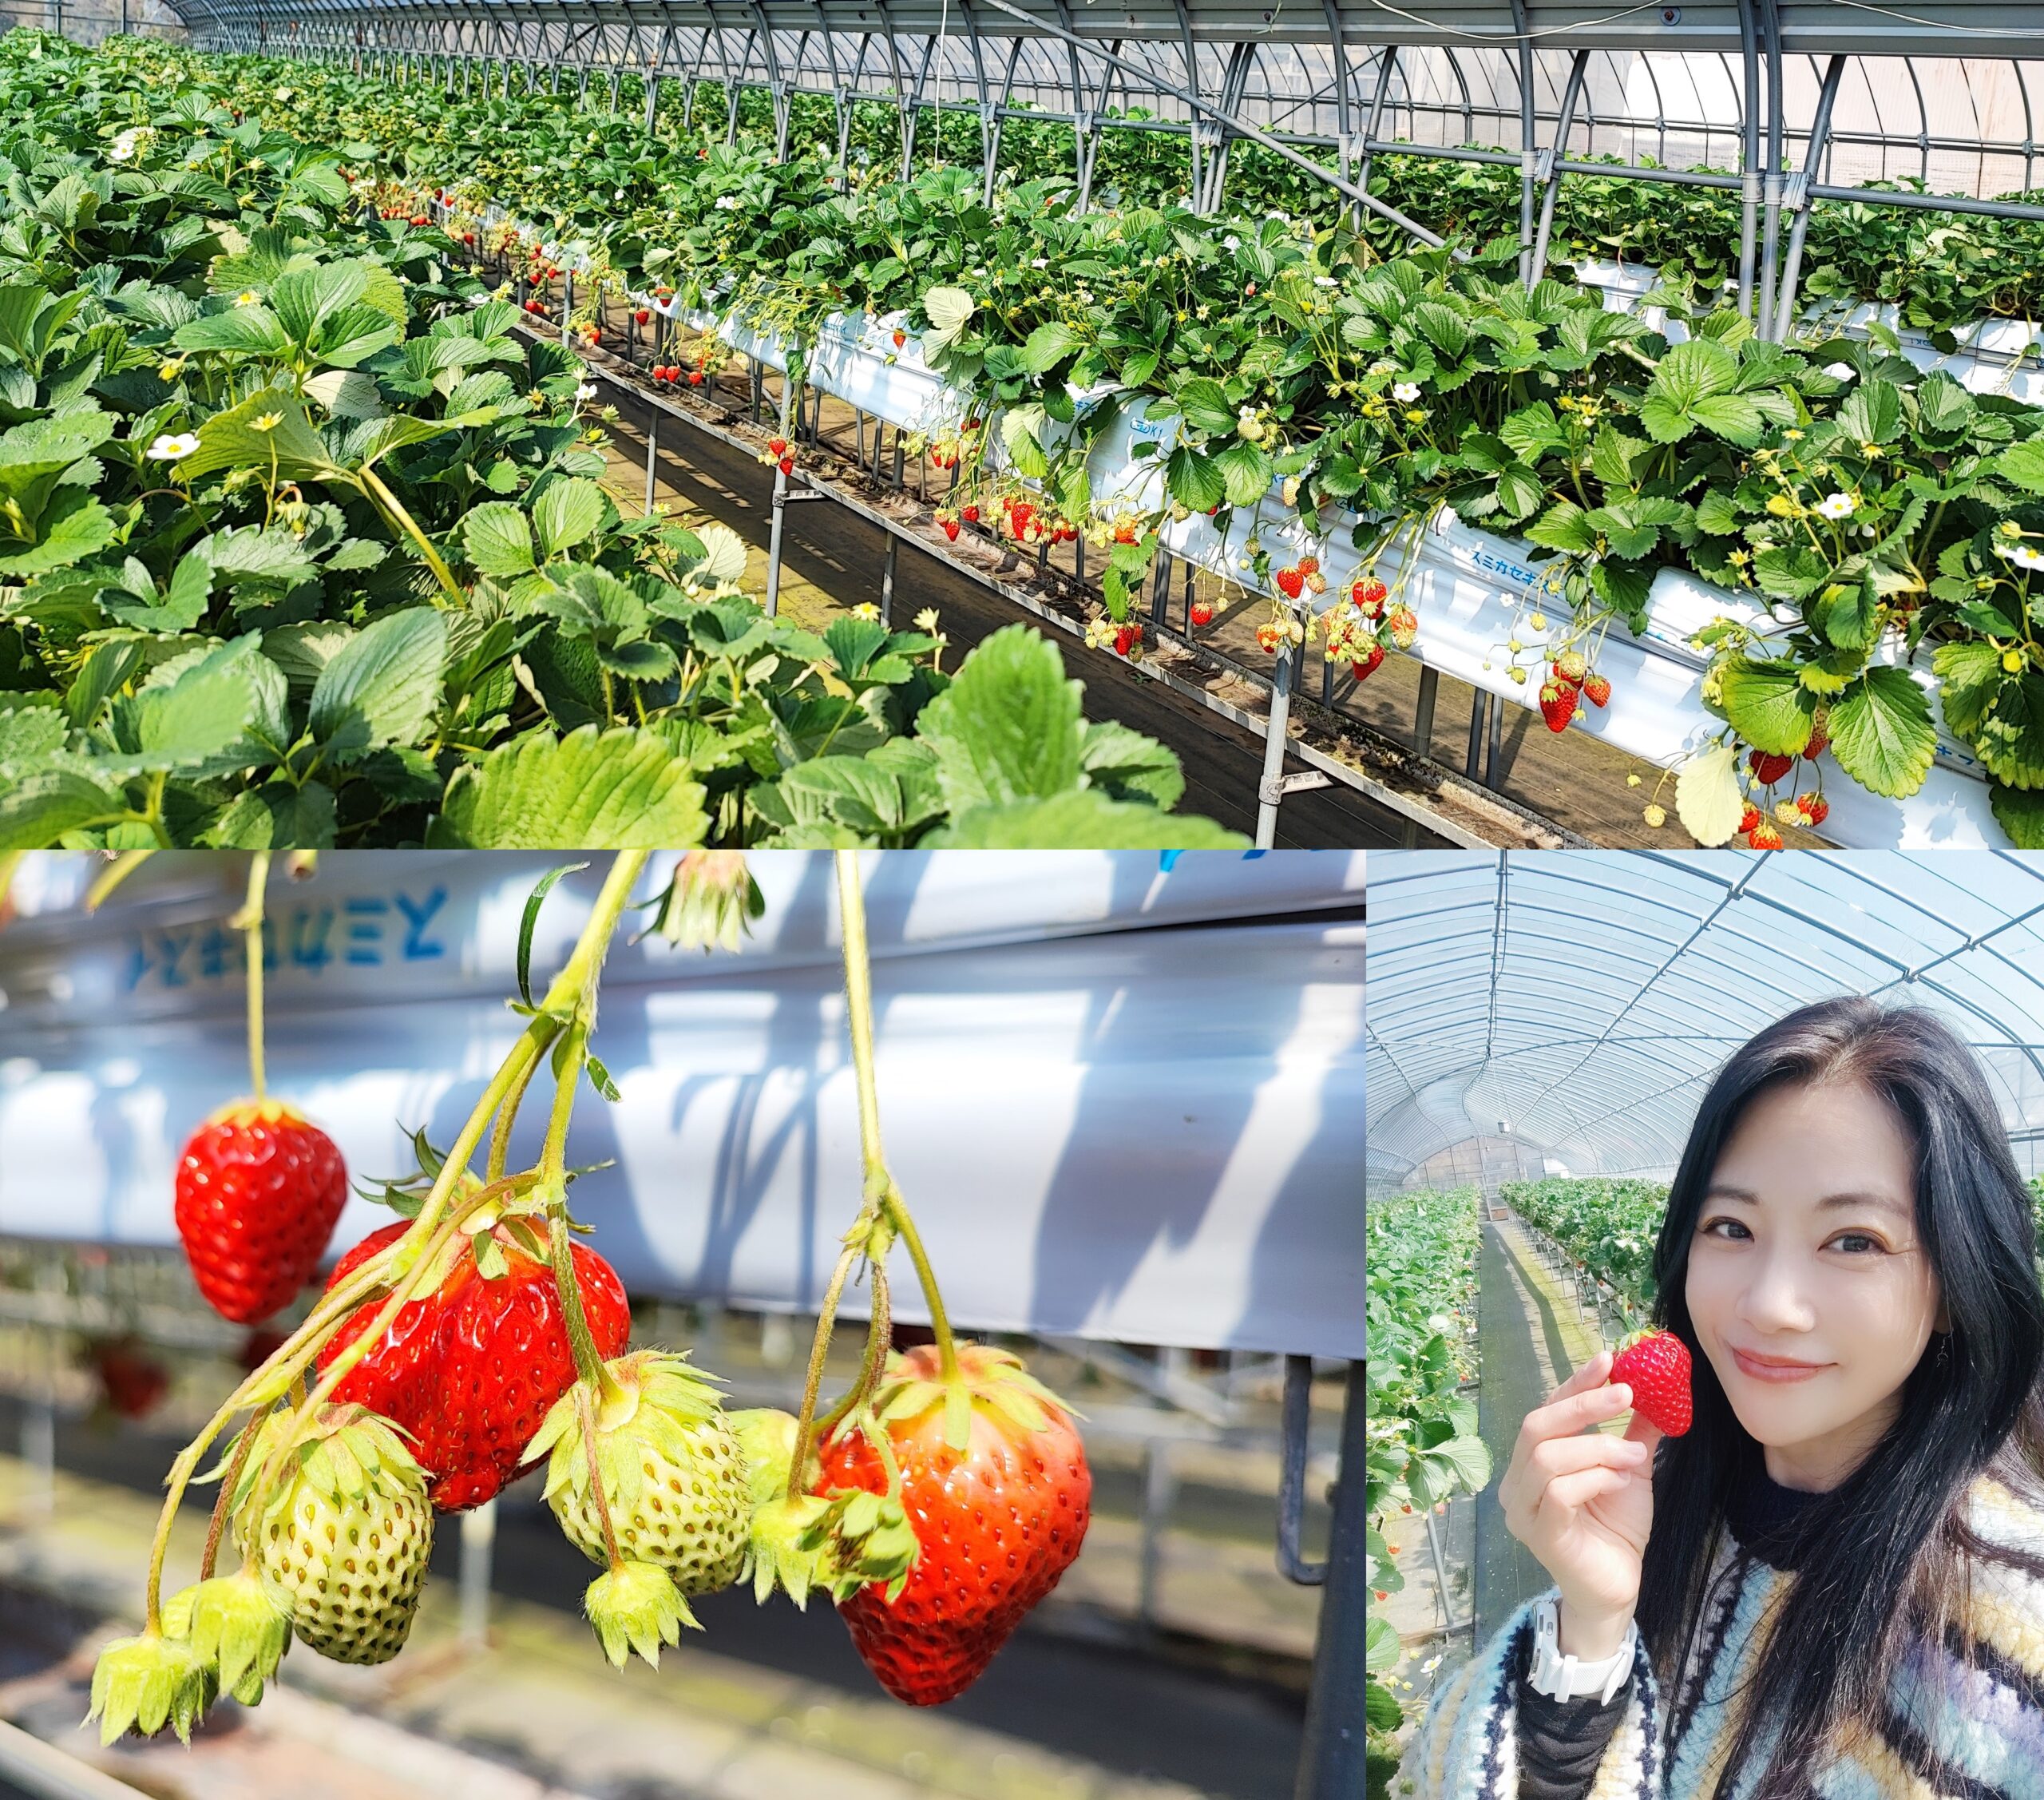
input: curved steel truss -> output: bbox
[152,2,2044,339]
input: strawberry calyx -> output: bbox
[584,1559,697,1668]
[523,1350,726,1515]
[201,1096,311,1131]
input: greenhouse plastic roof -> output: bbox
[1368,850,2044,1188]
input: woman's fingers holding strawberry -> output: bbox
[1525,1431,1652,1485]
[1538,1465,1638,1518]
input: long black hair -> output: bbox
[1633,996,2044,1800]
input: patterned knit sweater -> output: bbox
[1392,1470,2044,1800]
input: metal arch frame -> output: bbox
[1370,852,2044,1184]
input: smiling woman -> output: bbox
[1392,997,2044,1800]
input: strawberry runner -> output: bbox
[1392,1469,2044,1800]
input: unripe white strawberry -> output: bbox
[525,1350,751,1603]
[232,1403,434,1665]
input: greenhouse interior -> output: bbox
[6,0,2044,853]
[1365,846,2044,1800]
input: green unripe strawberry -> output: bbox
[231,1403,434,1665]
[525,1351,751,1603]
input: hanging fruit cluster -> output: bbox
[90,851,1091,1748]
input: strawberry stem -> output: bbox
[818,1260,893,1444]
[785,1239,864,1503]
[550,1207,622,1406]
[242,851,269,1105]
[199,1404,267,1580]
[833,852,959,1384]
[574,1380,624,1570]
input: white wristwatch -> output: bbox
[1526,1596,1637,1704]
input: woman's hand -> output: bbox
[1499,1348,1662,1648]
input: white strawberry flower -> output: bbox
[576,383,598,401]
[1393,382,1421,402]
[147,432,200,460]
[1816,492,1856,519]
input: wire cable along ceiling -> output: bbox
[1367,850,2044,1190]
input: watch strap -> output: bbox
[1527,1595,1636,1705]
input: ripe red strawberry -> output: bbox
[1583,672,1612,708]
[942,519,960,541]
[768,437,788,457]
[1256,623,1282,652]
[687,371,703,385]
[1352,640,1385,680]
[1114,625,1136,656]
[316,1217,630,1511]
[1353,577,1388,614]
[410,214,429,227]
[175,1100,347,1326]
[1748,749,1794,786]
[817,1344,1091,1705]
[893,329,907,347]
[1803,728,1829,762]
[961,504,980,523]
[1798,793,1831,827]
[1190,601,1214,628]
[635,308,652,325]
[1749,821,1784,850]
[778,456,794,477]
[1275,566,1305,601]
[1538,679,1575,733]
[1610,1330,1693,1437]
[1552,648,1587,688]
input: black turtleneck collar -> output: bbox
[1723,1458,1828,1570]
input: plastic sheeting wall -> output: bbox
[0,850,1365,1358]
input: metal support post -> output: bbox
[644,408,660,515]
[763,374,797,617]
[1255,633,1299,849]
[1467,689,1489,781]
[879,535,897,628]
[459,1498,496,1648]
[1414,664,1439,754]
[1292,1362,1366,1800]
[1137,1437,1175,1632]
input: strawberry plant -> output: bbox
[85,849,1095,1744]
[1364,1187,1488,1745]
[1501,1176,1671,1320]
[0,34,1238,851]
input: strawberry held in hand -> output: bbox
[316,1208,631,1510]
[816,1342,1091,1706]
[175,1100,347,1325]
[1611,1329,1693,1437]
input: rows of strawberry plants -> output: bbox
[0,31,1244,850]
[1364,1187,1488,1758]
[1498,1176,1670,1325]
[121,37,2044,847]
[92,850,1096,1741]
